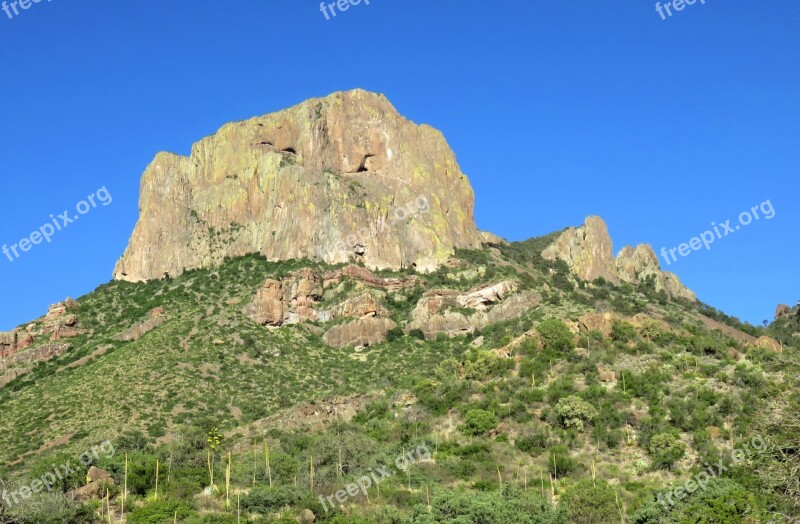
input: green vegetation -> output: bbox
[0,239,798,523]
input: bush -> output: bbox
[537,319,575,353]
[127,499,195,524]
[560,479,620,524]
[648,433,685,470]
[516,432,549,456]
[554,396,597,431]
[610,320,637,342]
[462,409,499,436]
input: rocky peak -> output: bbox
[114,89,481,282]
[542,216,695,300]
[541,216,617,282]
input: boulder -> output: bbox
[755,336,782,353]
[457,281,517,310]
[597,365,617,383]
[578,312,616,338]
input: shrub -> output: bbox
[648,433,686,470]
[560,479,620,524]
[516,432,549,456]
[555,396,597,431]
[462,409,499,436]
[537,319,575,353]
[610,320,637,342]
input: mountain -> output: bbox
[113,89,481,282]
[1,91,798,524]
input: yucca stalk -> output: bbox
[121,453,128,519]
[154,459,160,501]
[225,452,232,508]
[264,441,272,488]
[309,454,314,491]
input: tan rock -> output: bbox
[243,279,285,326]
[86,466,112,483]
[326,290,387,319]
[775,304,791,320]
[113,89,481,282]
[298,508,316,524]
[322,318,397,348]
[578,312,616,338]
[112,316,166,342]
[542,216,618,282]
[541,216,696,300]
[457,281,517,310]
[597,365,617,383]
[616,245,696,301]
[478,230,508,246]
[755,335,782,353]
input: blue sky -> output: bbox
[0,0,798,330]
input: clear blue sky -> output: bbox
[0,0,798,331]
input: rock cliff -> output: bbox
[114,89,481,282]
[542,216,695,300]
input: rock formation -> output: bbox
[112,308,166,342]
[407,283,541,339]
[542,216,617,282]
[114,89,482,282]
[322,318,398,348]
[542,216,695,300]
[775,304,791,320]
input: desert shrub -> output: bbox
[462,409,499,436]
[560,479,620,524]
[554,396,597,431]
[537,319,575,353]
[648,433,685,470]
[610,320,637,342]
[127,499,195,524]
[516,431,549,456]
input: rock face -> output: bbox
[114,89,481,282]
[407,283,541,339]
[775,304,791,320]
[542,216,695,300]
[755,336,782,353]
[542,216,617,282]
[322,318,397,348]
[616,245,695,301]
[112,308,166,342]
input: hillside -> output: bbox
[1,240,798,523]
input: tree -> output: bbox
[555,396,597,431]
[537,319,575,353]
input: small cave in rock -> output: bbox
[281,147,297,154]
[357,154,375,173]
[258,141,274,146]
